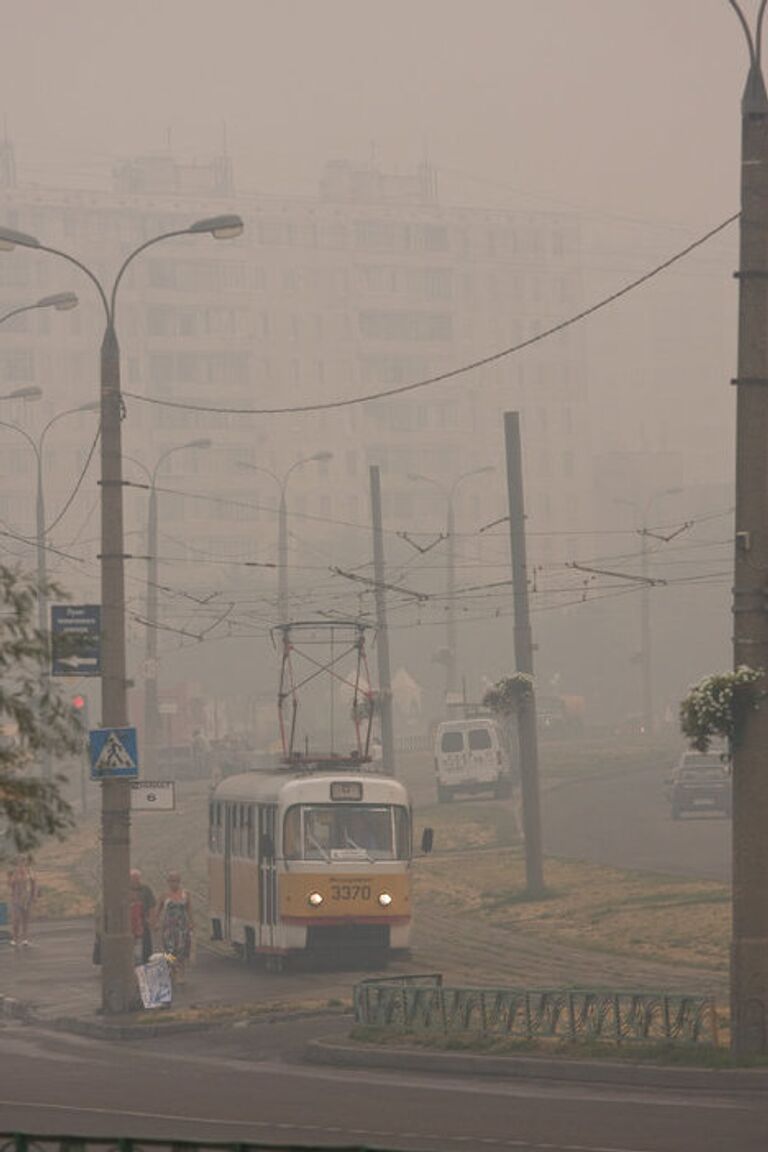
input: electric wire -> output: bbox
[121,213,739,417]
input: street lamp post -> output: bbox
[0,213,243,1014]
[127,440,211,776]
[0,292,78,332]
[238,452,332,623]
[616,487,681,734]
[409,467,494,702]
[0,400,99,774]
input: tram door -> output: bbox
[223,802,234,941]
[258,804,278,948]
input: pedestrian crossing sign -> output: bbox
[89,727,139,779]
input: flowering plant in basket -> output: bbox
[679,666,762,753]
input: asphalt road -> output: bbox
[542,763,731,883]
[1,1019,766,1151]
[401,747,730,883]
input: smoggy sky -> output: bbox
[0,0,751,222]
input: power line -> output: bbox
[46,424,101,535]
[121,213,739,418]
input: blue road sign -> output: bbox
[51,604,101,677]
[89,727,139,780]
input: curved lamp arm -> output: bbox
[0,416,38,460]
[151,438,212,486]
[237,460,282,491]
[39,401,100,455]
[111,215,244,321]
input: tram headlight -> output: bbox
[308,891,324,907]
[378,892,393,907]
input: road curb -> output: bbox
[1,987,349,1041]
[0,995,36,1024]
[306,1035,768,1092]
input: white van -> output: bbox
[433,718,515,803]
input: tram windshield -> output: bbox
[283,804,410,861]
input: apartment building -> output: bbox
[0,144,589,707]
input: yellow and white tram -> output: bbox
[209,770,416,963]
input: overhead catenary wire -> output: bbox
[121,212,739,417]
[45,423,101,536]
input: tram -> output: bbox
[208,620,431,965]
[208,768,417,963]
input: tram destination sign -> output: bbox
[51,604,101,677]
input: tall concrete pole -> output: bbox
[639,529,652,736]
[0,214,243,1017]
[504,411,543,897]
[278,485,288,624]
[35,448,52,781]
[142,439,210,776]
[730,0,768,1056]
[445,497,457,699]
[35,450,47,639]
[99,320,134,1015]
[144,480,159,777]
[370,465,394,776]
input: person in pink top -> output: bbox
[7,855,37,947]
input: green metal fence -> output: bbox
[354,975,719,1046]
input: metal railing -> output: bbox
[3,1138,397,1152]
[354,975,719,1046]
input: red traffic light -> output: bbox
[72,695,86,710]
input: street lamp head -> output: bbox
[0,227,41,252]
[188,214,244,240]
[37,292,79,312]
[76,401,100,413]
[310,451,333,463]
[7,386,42,401]
[187,438,212,450]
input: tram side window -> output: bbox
[233,804,246,857]
[209,802,223,854]
[230,804,239,856]
[393,806,410,859]
[284,806,300,860]
[246,805,256,859]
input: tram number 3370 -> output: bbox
[331,883,372,901]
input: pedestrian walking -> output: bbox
[129,868,156,964]
[7,855,36,947]
[158,871,193,981]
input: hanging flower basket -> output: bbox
[482,673,533,718]
[679,666,762,753]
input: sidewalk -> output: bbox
[0,917,352,1037]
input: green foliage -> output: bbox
[0,564,80,858]
[679,666,762,753]
[482,673,533,717]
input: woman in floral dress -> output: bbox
[158,871,193,980]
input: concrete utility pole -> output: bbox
[617,487,681,735]
[408,467,493,704]
[131,440,210,776]
[728,0,768,1057]
[0,213,244,1015]
[369,465,395,775]
[504,411,543,897]
[0,399,98,779]
[238,452,332,624]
